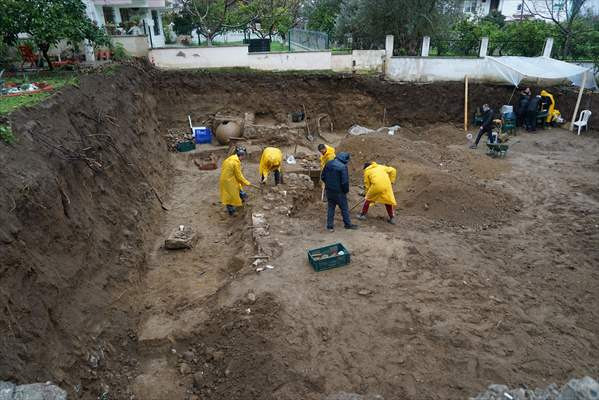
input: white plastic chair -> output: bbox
[573,110,592,136]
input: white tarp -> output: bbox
[486,56,598,90]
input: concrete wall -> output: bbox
[149,46,385,72]
[331,54,352,71]
[387,56,499,83]
[248,51,332,71]
[330,50,385,72]
[112,35,150,57]
[353,50,385,72]
[149,46,249,69]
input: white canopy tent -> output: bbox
[484,56,596,131]
[486,56,597,90]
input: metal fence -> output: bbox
[288,29,329,51]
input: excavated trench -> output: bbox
[1,62,598,399]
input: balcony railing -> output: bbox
[92,0,165,6]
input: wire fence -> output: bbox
[288,29,329,52]
[487,39,545,57]
[428,39,480,57]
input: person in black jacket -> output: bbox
[470,104,495,149]
[321,152,358,232]
[526,95,541,132]
[516,88,531,127]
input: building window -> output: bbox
[463,0,477,13]
[151,10,160,36]
[103,6,115,24]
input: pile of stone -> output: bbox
[0,381,66,400]
[165,225,197,250]
[164,128,193,152]
[472,377,599,400]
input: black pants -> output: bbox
[261,170,281,185]
[525,111,537,131]
[475,125,493,145]
[517,112,526,127]
[326,192,351,229]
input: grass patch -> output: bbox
[0,124,15,144]
[270,42,289,52]
[0,71,79,115]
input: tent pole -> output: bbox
[464,75,469,132]
[570,73,587,132]
[507,86,517,105]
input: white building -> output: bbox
[462,0,599,21]
[84,0,168,51]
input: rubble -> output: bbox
[165,225,197,250]
[0,381,67,400]
[471,377,599,400]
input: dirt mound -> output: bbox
[0,63,169,387]
[400,165,514,226]
[338,128,518,226]
[178,293,322,400]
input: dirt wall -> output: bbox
[0,64,170,385]
[155,70,596,130]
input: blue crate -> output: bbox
[193,127,212,144]
[307,243,350,272]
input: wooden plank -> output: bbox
[464,75,469,132]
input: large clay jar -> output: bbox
[215,121,241,145]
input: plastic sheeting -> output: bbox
[486,56,598,90]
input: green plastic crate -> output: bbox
[307,243,350,272]
[176,140,196,152]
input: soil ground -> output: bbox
[1,64,598,399]
[124,125,599,400]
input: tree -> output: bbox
[305,0,342,36]
[240,0,302,40]
[0,0,108,70]
[178,0,246,45]
[522,0,589,57]
[334,0,461,54]
[0,0,22,46]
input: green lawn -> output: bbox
[0,72,79,115]
[270,41,290,52]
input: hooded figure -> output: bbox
[526,95,542,132]
[517,90,530,127]
[259,147,283,185]
[319,144,336,170]
[540,90,559,124]
[358,162,397,224]
[321,152,358,231]
[470,104,495,149]
[219,148,251,215]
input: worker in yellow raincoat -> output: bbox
[259,147,283,185]
[318,143,336,170]
[540,90,561,125]
[220,147,251,216]
[318,144,336,202]
[357,162,397,224]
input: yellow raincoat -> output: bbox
[319,145,336,170]
[220,154,250,207]
[364,162,397,206]
[259,147,283,181]
[540,90,559,123]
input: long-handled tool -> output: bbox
[349,198,364,212]
[249,183,263,193]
